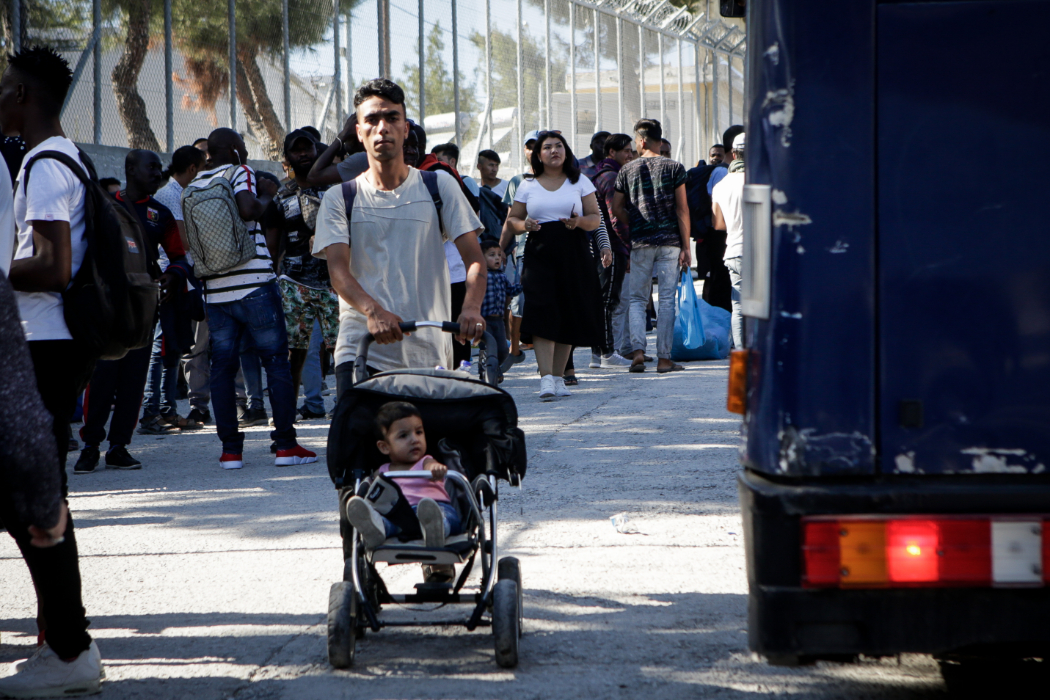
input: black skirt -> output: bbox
[519,221,604,347]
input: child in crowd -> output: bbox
[345,402,462,549]
[480,240,522,379]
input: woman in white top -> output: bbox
[506,131,610,400]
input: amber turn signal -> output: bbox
[727,350,749,414]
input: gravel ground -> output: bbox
[0,337,950,699]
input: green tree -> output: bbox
[401,23,478,136]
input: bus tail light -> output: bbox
[727,350,748,414]
[802,516,1046,588]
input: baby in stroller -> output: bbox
[345,401,464,551]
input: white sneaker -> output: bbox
[589,353,602,368]
[0,641,103,698]
[539,374,557,401]
[601,353,634,368]
[417,498,447,548]
[346,496,388,549]
[554,377,572,397]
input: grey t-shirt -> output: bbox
[336,152,369,183]
[312,168,483,372]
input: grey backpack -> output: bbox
[181,165,257,278]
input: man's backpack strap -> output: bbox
[419,169,444,235]
[341,177,359,222]
[23,150,92,196]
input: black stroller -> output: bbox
[325,321,527,668]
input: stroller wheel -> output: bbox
[497,557,524,637]
[492,579,520,668]
[328,582,357,668]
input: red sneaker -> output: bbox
[220,452,244,470]
[275,444,317,467]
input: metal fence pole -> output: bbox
[452,0,461,146]
[516,0,523,169]
[347,11,353,99]
[378,0,388,78]
[417,0,424,123]
[711,49,718,140]
[485,0,492,149]
[544,0,551,130]
[677,37,684,163]
[616,16,623,133]
[334,0,343,127]
[164,0,173,151]
[695,43,703,157]
[638,25,645,120]
[283,0,291,131]
[657,33,665,135]
[569,3,576,148]
[93,0,101,144]
[593,8,601,134]
[11,0,20,53]
[228,0,236,130]
[728,53,733,125]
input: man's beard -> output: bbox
[291,161,314,179]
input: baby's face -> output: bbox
[484,247,503,271]
[378,415,426,464]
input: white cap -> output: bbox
[732,133,746,150]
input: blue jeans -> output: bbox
[629,245,680,359]
[239,341,264,410]
[142,323,179,419]
[725,256,744,349]
[382,501,462,539]
[206,283,297,454]
[300,317,325,414]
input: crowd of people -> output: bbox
[0,42,746,696]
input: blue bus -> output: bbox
[729,0,1050,688]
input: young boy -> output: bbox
[345,402,462,548]
[480,240,522,376]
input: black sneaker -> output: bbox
[73,446,100,475]
[298,405,327,420]
[239,407,268,427]
[186,407,211,425]
[236,402,249,422]
[270,441,278,454]
[138,415,176,435]
[105,445,142,470]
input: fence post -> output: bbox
[616,16,623,133]
[452,0,461,146]
[728,53,733,125]
[165,0,173,152]
[228,0,236,130]
[11,0,20,53]
[417,0,424,123]
[638,25,645,120]
[695,42,703,159]
[283,0,291,131]
[569,3,576,149]
[378,0,389,78]
[334,0,342,127]
[711,49,718,140]
[516,0,523,169]
[485,0,492,148]
[658,33,665,136]
[677,37,684,163]
[93,0,101,144]
[593,8,600,134]
[544,0,551,130]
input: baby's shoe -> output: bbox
[346,496,388,549]
[417,498,446,548]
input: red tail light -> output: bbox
[802,516,1046,589]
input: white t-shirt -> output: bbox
[187,164,275,304]
[486,179,509,199]
[712,171,745,261]
[0,152,13,276]
[513,176,597,223]
[312,168,483,372]
[12,136,88,340]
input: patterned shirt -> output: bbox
[263,180,331,290]
[614,155,687,248]
[481,268,522,318]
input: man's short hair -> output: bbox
[192,137,208,147]
[99,177,120,189]
[431,143,459,161]
[477,149,500,164]
[661,138,671,146]
[604,133,632,155]
[480,239,501,253]
[710,143,725,152]
[298,125,321,141]
[590,131,611,148]
[722,125,744,155]
[634,118,662,143]
[375,401,421,438]
[6,46,74,113]
[354,78,406,112]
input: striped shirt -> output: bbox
[188,164,275,304]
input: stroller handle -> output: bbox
[383,470,440,479]
[353,320,500,386]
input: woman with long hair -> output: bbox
[506,131,610,400]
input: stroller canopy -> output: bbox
[327,369,527,488]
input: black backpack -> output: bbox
[685,163,724,239]
[343,169,444,232]
[476,186,509,242]
[23,150,160,361]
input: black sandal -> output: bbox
[563,374,579,386]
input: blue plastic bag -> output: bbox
[671,270,732,361]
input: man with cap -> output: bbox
[263,129,339,419]
[712,131,746,349]
[497,129,541,367]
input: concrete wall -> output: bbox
[76,143,283,185]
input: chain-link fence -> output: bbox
[3,0,745,175]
